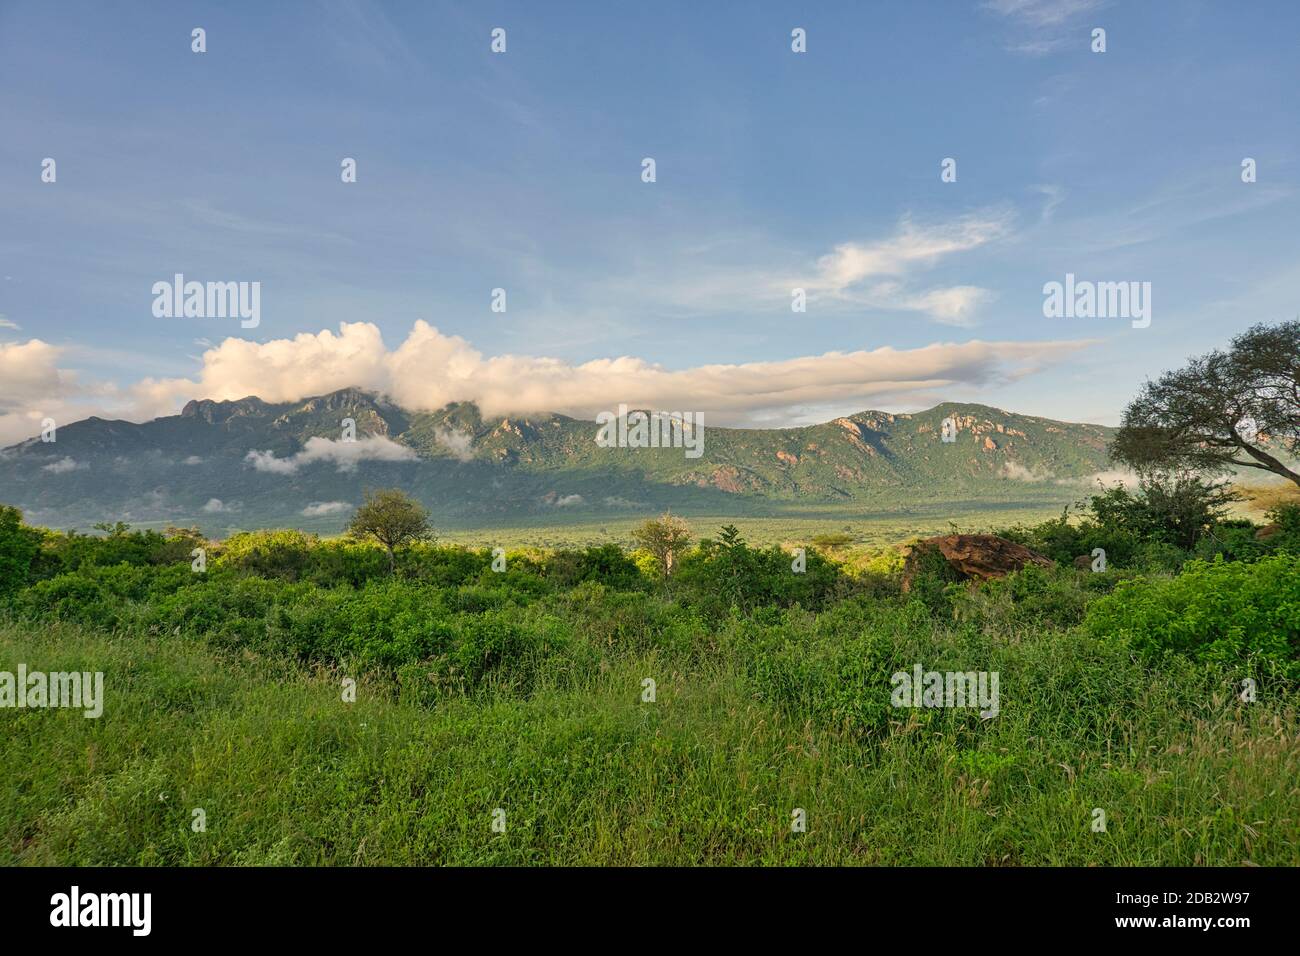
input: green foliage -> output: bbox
[1006,474,1247,571]
[543,544,645,590]
[1089,473,1237,551]
[13,562,193,628]
[674,525,848,617]
[810,531,855,551]
[630,512,691,578]
[2,505,1299,866]
[1112,320,1300,487]
[739,599,930,736]
[20,521,201,583]
[217,529,317,580]
[1261,502,1300,554]
[950,563,1115,632]
[348,488,434,570]
[900,540,965,617]
[0,505,40,597]
[1085,553,1300,679]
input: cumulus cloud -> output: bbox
[0,339,82,445]
[0,315,19,330]
[202,498,227,512]
[42,456,85,474]
[547,494,584,507]
[125,321,1094,428]
[182,455,204,465]
[245,435,418,475]
[302,501,353,516]
[433,427,475,462]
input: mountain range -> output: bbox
[0,388,1119,532]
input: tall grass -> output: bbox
[4,608,1296,866]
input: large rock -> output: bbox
[902,534,1053,592]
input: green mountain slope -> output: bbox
[0,388,1118,532]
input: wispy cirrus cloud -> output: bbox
[587,212,1013,327]
[982,0,1108,55]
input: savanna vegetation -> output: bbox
[2,471,1298,866]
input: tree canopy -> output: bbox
[347,488,434,571]
[631,512,692,578]
[1112,320,1300,487]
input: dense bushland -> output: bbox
[2,491,1298,865]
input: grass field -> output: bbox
[4,489,1299,866]
[4,593,1298,865]
[430,501,1072,549]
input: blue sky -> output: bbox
[2,0,1298,441]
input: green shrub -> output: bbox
[13,563,193,627]
[674,526,849,617]
[217,529,317,580]
[1084,553,1300,679]
[0,505,40,597]
[305,539,390,587]
[950,563,1109,631]
[399,544,493,587]
[544,544,645,590]
[147,575,313,648]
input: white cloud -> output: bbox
[0,339,82,444]
[127,320,1094,428]
[0,315,19,330]
[1031,184,1066,223]
[982,0,1107,56]
[983,0,1104,28]
[245,435,418,475]
[569,213,1011,325]
[806,214,1010,291]
[302,500,353,516]
[787,214,1011,323]
[42,456,85,474]
[202,498,227,512]
[433,427,475,462]
[183,455,204,465]
[552,494,584,507]
[1002,461,1054,482]
[244,449,298,475]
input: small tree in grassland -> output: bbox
[632,512,692,578]
[347,488,434,573]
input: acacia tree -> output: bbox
[347,488,434,572]
[1112,320,1300,488]
[632,512,692,578]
